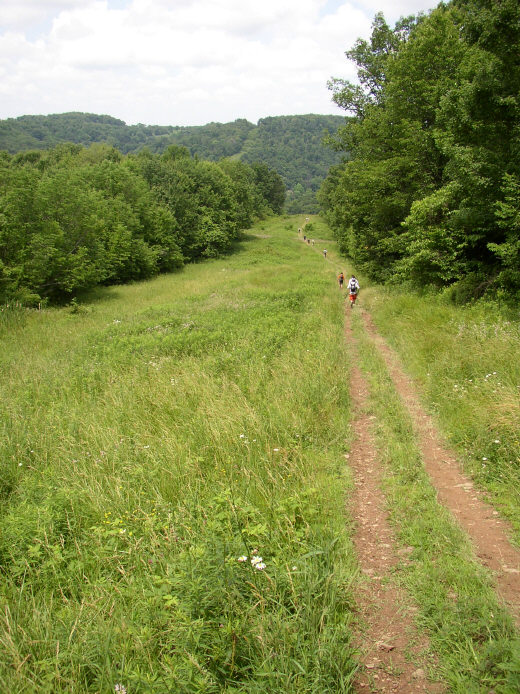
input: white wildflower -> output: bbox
[251,556,263,566]
[237,555,248,563]
[482,457,488,461]
[254,562,266,570]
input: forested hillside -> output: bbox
[0,113,344,212]
[0,113,255,158]
[0,143,284,304]
[319,0,520,302]
[240,115,344,213]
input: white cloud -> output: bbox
[0,0,439,126]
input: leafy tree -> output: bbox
[320,0,520,299]
[250,162,286,215]
[1,141,275,303]
[218,159,269,226]
[490,174,520,293]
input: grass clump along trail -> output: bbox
[351,309,520,692]
[362,289,520,545]
[0,217,357,693]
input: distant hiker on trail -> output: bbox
[338,272,345,289]
[347,276,360,308]
[311,239,315,245]
[323,249,327,258]
[303,235,307,241]
[298,228,301,234]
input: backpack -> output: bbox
[349,279,358,293]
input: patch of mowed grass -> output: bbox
[351,310,520,693]
[361,289,520,544]
[0,217,358,693]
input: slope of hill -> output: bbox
[241,115,344,213]
[0,112,345,211]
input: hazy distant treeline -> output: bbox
[0,143,285,304]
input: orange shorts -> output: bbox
[349,293,357,301]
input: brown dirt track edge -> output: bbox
[345,305,444,693]
[360,309,520,627]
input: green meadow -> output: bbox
[2,215,520,692]
[0,217,358,693]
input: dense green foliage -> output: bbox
[0,143,284,303]
[0,113,255,159]
[0,113,344,213]
[240,116,345,213]
[319,0,520,300]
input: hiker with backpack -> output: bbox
[347,276,360,307]
[338,272,345,289]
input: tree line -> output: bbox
[0,113,344,214]
[319,0,520,302]
[0,143,285,304]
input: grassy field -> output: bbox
[2,214,520,692]
[0,217,359,693]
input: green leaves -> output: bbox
[0,143,279,303]
[321,0,520,301]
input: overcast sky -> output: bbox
[1,0,438,127]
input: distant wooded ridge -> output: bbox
[0,112,345,213]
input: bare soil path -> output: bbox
[345,307,444,693]
[360,309,520,627]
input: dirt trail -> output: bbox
[360,309,520,627]
[345,308,444,693]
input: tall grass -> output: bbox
[352,310,520,692]
[361,288,520,543]
[0,217,357,693]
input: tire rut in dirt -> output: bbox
[360,309,520,627]
[345,309,444,693]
